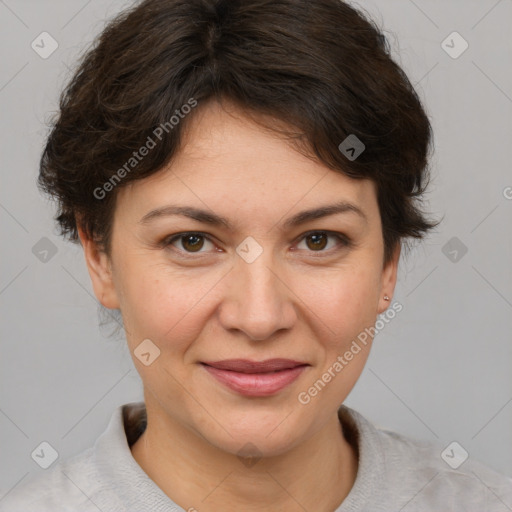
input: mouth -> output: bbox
[200,359,309,397]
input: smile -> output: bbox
[201,359,309,397]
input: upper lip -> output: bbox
[201,359,308,373]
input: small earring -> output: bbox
[383,295,390,301]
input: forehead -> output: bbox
[115,100,379,228]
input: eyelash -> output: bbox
[162,231,353,259]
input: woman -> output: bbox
[2,0,511,510]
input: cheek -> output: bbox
[292,263,381,345]
[118,259,225,351]
[292,265,380,407]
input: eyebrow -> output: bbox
[138,200,368,229]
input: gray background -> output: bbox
[1,0,511,499]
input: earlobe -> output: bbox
[378,243,401,313]
[77,226,120,310]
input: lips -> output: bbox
[202,358,306,373]
[201,359,309,397]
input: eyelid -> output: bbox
[163,230,352,258]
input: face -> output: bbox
[80,100,399,457]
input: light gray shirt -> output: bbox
[1,401,511,511]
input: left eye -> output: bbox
[295,231,347,252]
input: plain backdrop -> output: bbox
[1,0,511,497]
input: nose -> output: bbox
[218,249,297,341]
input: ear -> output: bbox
[77,225,120,310]
[377,242,401,314]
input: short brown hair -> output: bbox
[38,0,438,265]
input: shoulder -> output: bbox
[379,428,512,509]
[0,403,142,512]
[339,406,512,511]
[0,447,101,512]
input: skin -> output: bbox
[78,99,400,512]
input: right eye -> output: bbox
[164,232,219,256]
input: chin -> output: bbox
[211,430,302,460]
[190,406,312,459]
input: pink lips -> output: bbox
[201,358,308,397]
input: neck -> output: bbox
[130,400,357,512]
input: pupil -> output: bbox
[307,233,327,250]
[183,235,203,252]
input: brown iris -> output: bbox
[305,233,328,251]
[181,234,205,252]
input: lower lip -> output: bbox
[202,364,307,397]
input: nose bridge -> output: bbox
[239,249,279,301]
[235,235,279,293]
[220,240,295,340]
